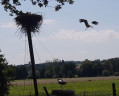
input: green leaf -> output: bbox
[38,3,43,7]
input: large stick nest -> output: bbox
[14,12,43,34]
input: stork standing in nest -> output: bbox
[57,78,67,89]
[79,19,99,30]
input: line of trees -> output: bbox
[77,58,119,77]
[14,59,77,79]
[14,58,119,80]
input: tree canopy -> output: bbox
[1,0,74,16]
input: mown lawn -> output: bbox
[9,77,119,96]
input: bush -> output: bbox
[0,51,15,96]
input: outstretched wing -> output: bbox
[79,19,87,23]
[79,19,90,28]
[92,21,98,25]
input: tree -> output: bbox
[0,50,15,96]
[101,60,112,75]
[108,58,116,72]
[61,62,76,77]
[108,58,119,74]
[14,65,28,80]
[1,0,74,16]
[79,59,94,77]
[93,59,102,76]
[68,71,73,78]
[39,67,46,78]
[102,69,110,76]
[54,65,61,78]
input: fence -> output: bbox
[75,90,119,96]
[8,83,118,96]
[49,83,118,96]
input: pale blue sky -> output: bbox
[0,0,119,65]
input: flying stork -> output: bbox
[79,19,99,30]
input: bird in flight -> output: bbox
[79,19,99,30]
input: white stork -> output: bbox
[57,78,67,89]
[79,19,99,30]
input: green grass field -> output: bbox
[9,77,119,96]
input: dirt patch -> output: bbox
[11,76,119,86]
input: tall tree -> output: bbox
[79,59,94,77]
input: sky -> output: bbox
[0,0,119,65]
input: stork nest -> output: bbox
[14,12,43,34]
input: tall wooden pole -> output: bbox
[27,30,39,96]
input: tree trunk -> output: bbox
[27,31,39,96]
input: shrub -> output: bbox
[0,51,15,96]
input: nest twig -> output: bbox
[14,12,43,34]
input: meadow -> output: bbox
[9,76,119,96]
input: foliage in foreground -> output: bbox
[1,0,74,16]
[0,50,15,96]
[14,57,119,80]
